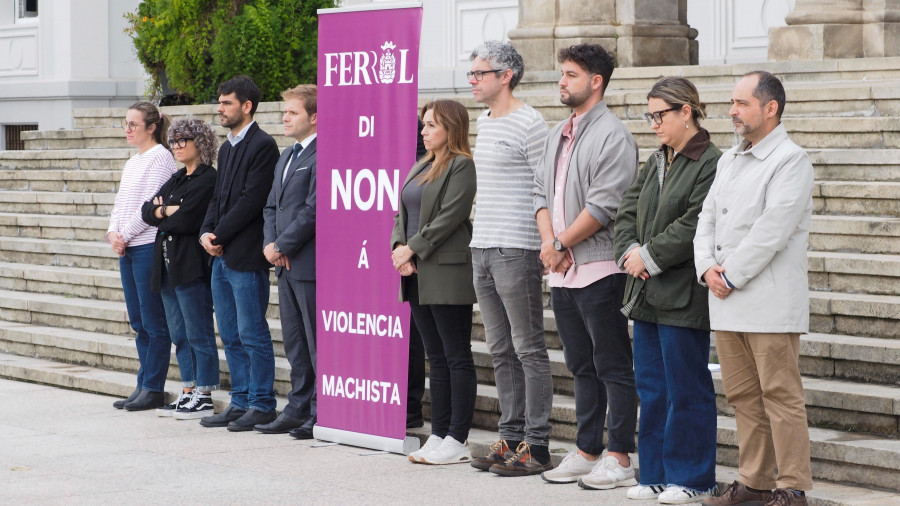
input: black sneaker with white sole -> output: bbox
[157,391,192,417]
[173,391,214,420]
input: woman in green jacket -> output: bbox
[614,77,721,504]
[391,100,477,466]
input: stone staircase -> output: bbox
[1,57,899,503]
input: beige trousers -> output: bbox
[715,331,813,491]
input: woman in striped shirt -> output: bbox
[108,102,178,412]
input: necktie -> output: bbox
[284,143,303,183]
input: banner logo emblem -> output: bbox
[378,41,396,84]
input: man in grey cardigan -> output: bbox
[533,44,639,490]
[695,71,814,506]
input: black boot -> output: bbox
[124,390,166,411]
[113,387,142,409]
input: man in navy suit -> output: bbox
[199,76,280,431]
[257,84,318,438]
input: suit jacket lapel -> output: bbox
[419,160,452,227]
[280,139,316,203]
[274,147,293,200]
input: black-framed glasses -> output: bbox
[121,120,145,131]
[466,69,503,81]
[168,137,194,149]
[644,107,680,126]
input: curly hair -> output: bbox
[167,117,219,167]
[470,40,525,90]
[557,44,615,94]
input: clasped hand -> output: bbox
[392,245,417,277]
[539,239,573,274]
[623,247,649,280]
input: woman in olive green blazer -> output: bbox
[613,77,721,501]
[390,100,477,465]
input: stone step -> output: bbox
[0,353,891,505]
[469,339,900,437]
[71,103,287,129]
[0,328,897,492]
[0,237,118,270]
[813,182,900,217]
[0,212,107,240]
[518,57,900,91]
[26,116,900,157]
[808,251,900,296]
[0,169,121,193]
[22,125,300,152]
[809,291,900,340]
[0,148,134,171]
[446,80,900,121]
[810,215,900,254]
[0,190,114,216]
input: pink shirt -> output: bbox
[549,113,622,288]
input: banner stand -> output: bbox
[314,2,424,455]
[314,426,420,455]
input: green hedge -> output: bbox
[125,0,334,103]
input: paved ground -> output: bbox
[0,379,632,505]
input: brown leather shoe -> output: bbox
[764,489,807,506]
[702,481,772,506]
[489,442,553,477]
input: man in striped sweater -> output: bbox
[465,41,554,477]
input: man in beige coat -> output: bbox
[694,71,814,506]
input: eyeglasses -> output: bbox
[644,107,680,126]
[466,69,503,81]
[168,137,194,149]
[121,120,145,131]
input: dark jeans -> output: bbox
[407,275,476,443]
[210,257,276,413]
[160,270,220,391]
[633,320,716,491]
[119,243,171,393]
[551,273,637,455]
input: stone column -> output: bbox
[768,0,900,60]
[508,0,697,69]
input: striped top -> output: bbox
[470,104,550,250]
[107,144,177,247]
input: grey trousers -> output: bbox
[472,247,553,445]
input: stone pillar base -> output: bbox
[768,24,864,60]
[769,22,900,60]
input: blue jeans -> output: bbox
[551,273,637,455]
[119,243,171,392]
[211,257,275,412]
[160,270,220,391]
[633,320,717,492]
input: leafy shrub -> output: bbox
[125,0,333,103]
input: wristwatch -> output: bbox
[553,237,565,252]
[273,243,281,253]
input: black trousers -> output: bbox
[552,273,637,455]
[407,275,476,442]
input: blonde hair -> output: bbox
[417,100,471,184]
[281,84,317,116]
[647,77,707,127]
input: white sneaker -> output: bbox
[658,486,710,504]
[540,451,597,483]
[577,455,637,490]
[156,391,190,417]
[627,484,666,500]
[408,434,443,463]
[419,436,472,465]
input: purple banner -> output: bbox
[316,5,422,443]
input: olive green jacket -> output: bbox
[391,155,477,305]
[614,130,720,330]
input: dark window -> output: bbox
[5,125,38,150]
[18,0,38,18]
